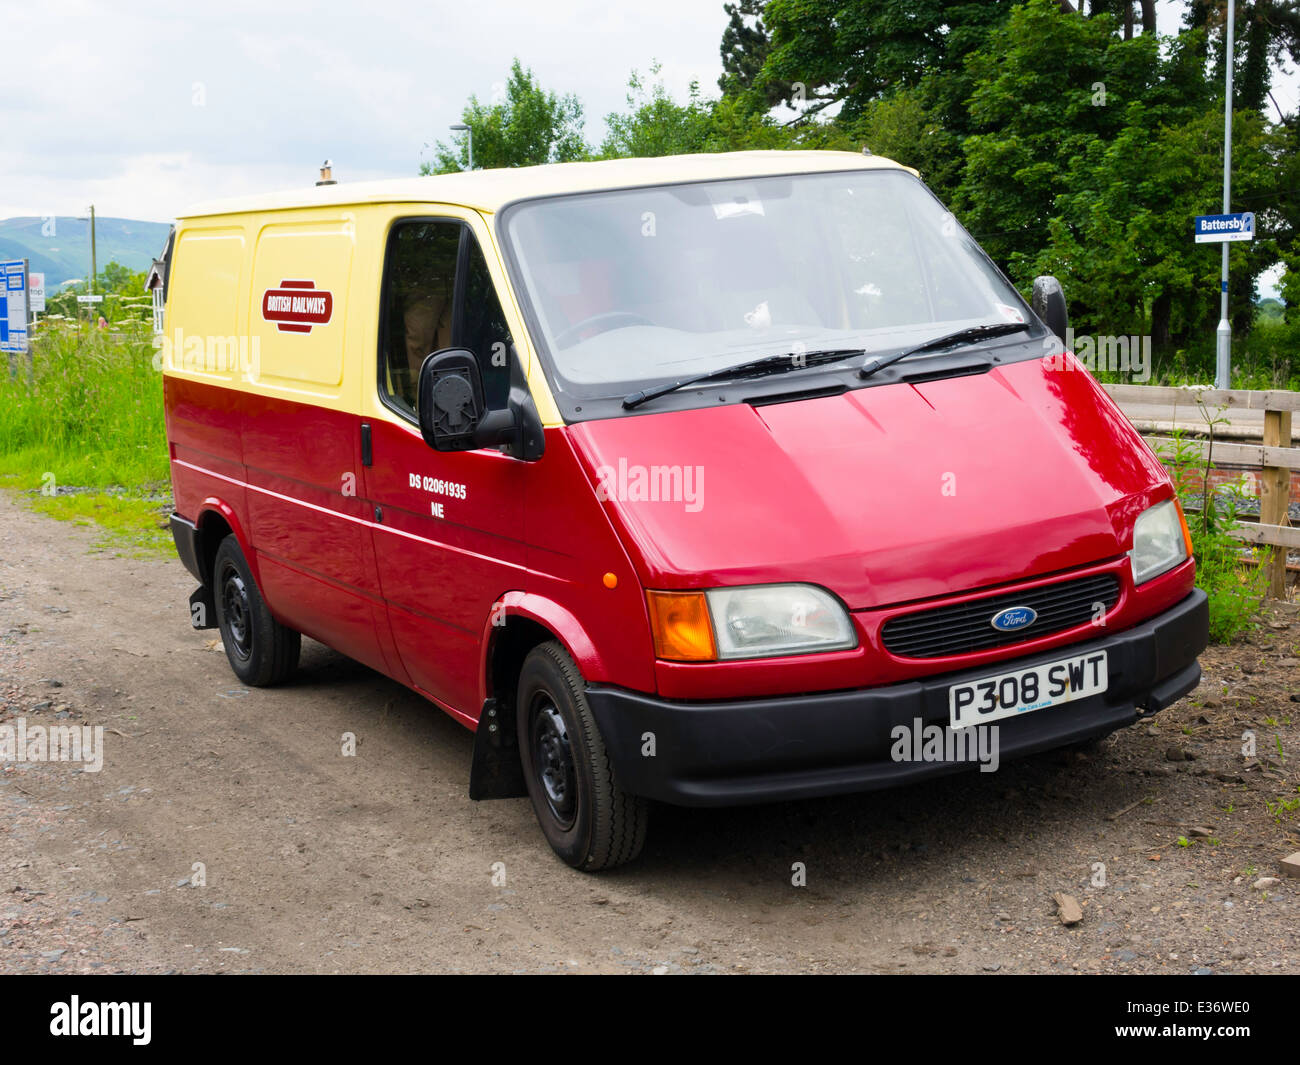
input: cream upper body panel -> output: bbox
[164,203,561,424]
[176,151,908,220]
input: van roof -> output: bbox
[177,150,908,219]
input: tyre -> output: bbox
[517,641,648,870]
[212,534,300,687]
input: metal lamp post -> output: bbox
[450,123,473,171]
[1215,0,1236,390]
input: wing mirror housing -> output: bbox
[417,348,544,461]
[1031,275,1069,342]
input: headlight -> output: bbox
[1128,499,1190,585]
[707,584,856,659]
[647,584,858,661]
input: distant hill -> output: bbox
[0,216,171,288]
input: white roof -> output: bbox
[178,150,908,219]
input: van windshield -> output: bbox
[501,168,1035,407]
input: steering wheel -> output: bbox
[553,311,654,348]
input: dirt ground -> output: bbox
[1,493,1297,975]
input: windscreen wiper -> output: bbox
[620,323,1031,409]
[857,322,1030,381]
[622,348,865,409]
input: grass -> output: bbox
[0,323,171,556]
[1092,317,1298,390]
[25,492,173,556]
[1156,410,1272,643]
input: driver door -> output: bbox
[362,212,527,721]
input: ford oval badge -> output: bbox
[990,606,1037,632]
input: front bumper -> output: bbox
[586,589,1208,807]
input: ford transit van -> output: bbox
[163,151,1208,869]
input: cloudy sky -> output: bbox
[3,1,1295,227]
[1,0,729,222]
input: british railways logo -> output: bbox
[261,279,333,334]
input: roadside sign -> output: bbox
[77,294,105,304]
[1194,212,1254,243]
[0,259,30,354]
[29,271,45,313]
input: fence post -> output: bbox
[1262,406,1293,599]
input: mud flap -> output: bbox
[189,585,217,630]
[469,697,528,800]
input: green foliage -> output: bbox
[719,0,790,106]
[41,261,153,326]
[849,86,965,198]
[956,4,1207,276]
[1190,488,1271,644]
[27,491,173,557]
[1159,408,1270,644]
[0,324,167,491]
[759,0,1014,122]
[1281,265,1300,316]
[97,261,147,295]
[600,66,717,158]
[421,59,587,174]
[599,63,841,159]
[1016,105,1279,346]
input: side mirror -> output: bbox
[417,347,544,461]
[418,349,487,451]
[1031,276,1068,342]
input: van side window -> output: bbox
[460,238,515,410]
[381,221,460,414]
[380,222,516,417]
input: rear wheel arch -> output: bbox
[195,500,259,586]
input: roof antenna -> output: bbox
[861,145,873,156]
[316,159,337,186]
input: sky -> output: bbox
[0,0,729,222]
[2,0,1295,230]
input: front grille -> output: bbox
[881,573,1120,659]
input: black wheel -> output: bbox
[517,641,647,870]
[213,535,300,687]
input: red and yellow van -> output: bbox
[162,150,1207,869]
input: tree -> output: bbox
[718,1,791,105]
[421,59,588,174]
[757,0,1016,123]
[1079,0,1158,39]
[1268,112,1300,319]
[99,261,144,295]
[1184,0,1300,116]
[954,3,1230,258]
[953,1,1283,351]
[601,65,716,158]
[1026,106,1279,346]
[600,63,845,159]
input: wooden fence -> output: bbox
[1104,384,1298,599]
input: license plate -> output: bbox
[949,650,1108,730]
